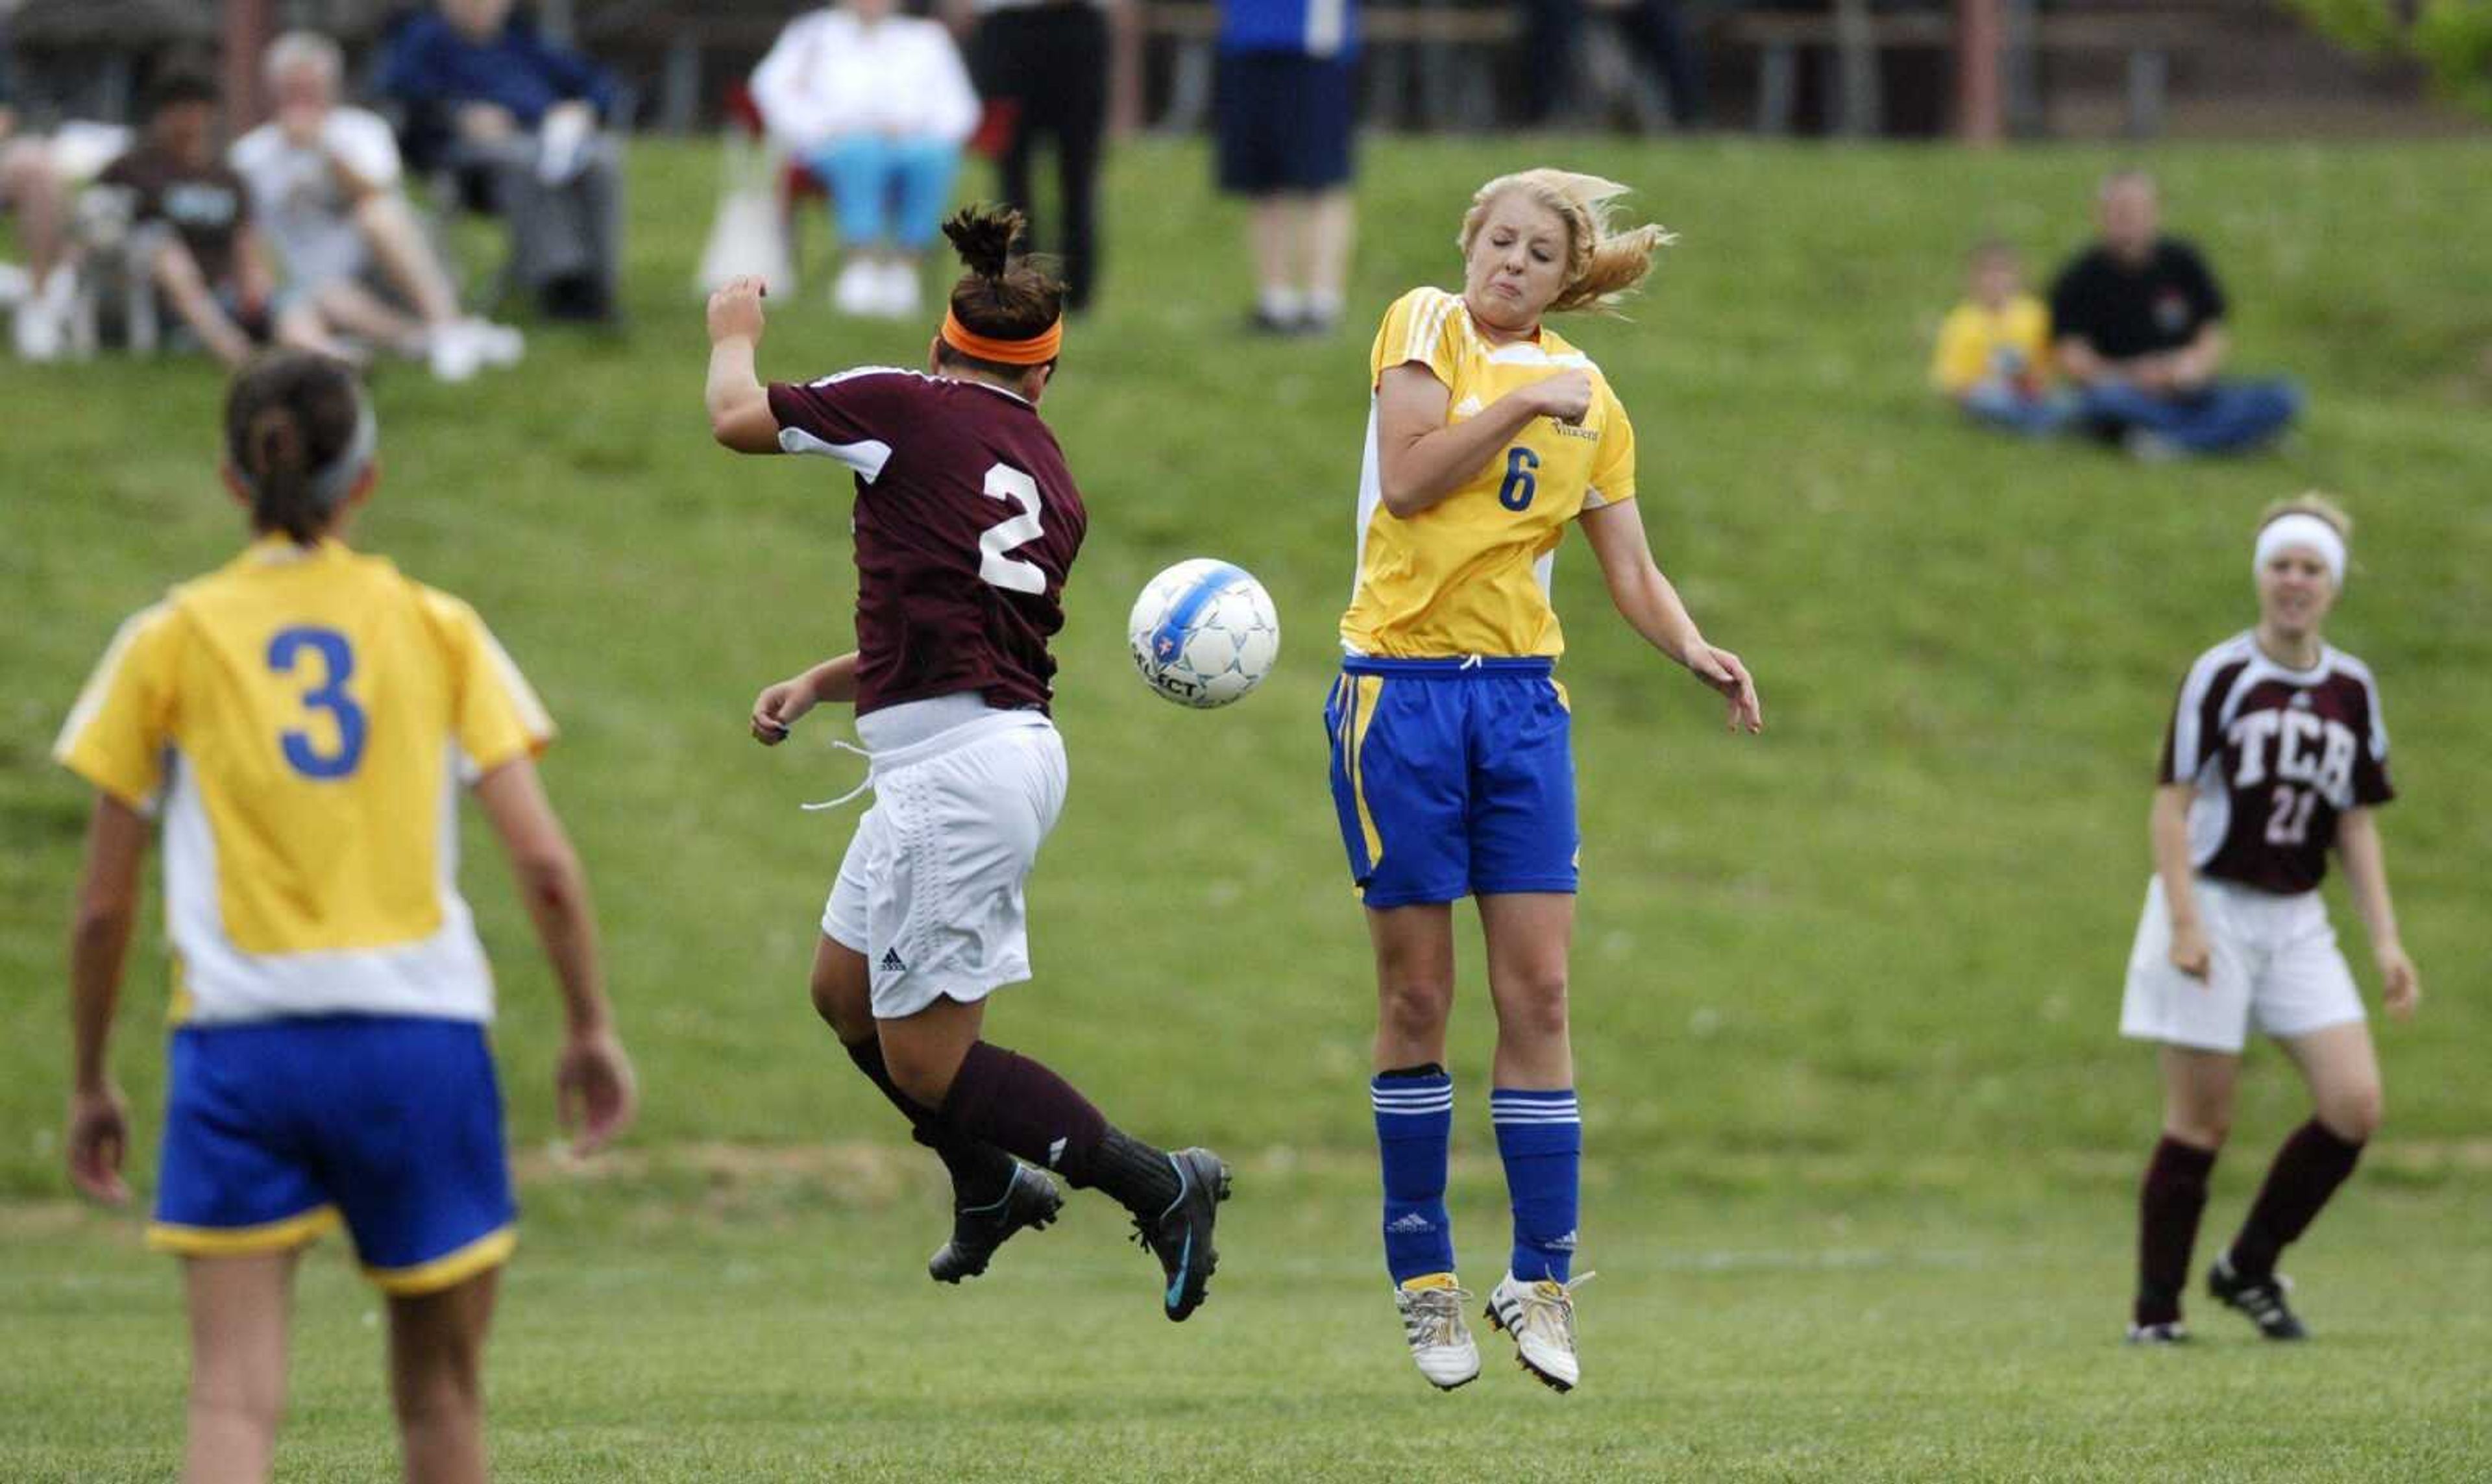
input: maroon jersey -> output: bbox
[2158,633,2393,895]
[768,369,1087,715]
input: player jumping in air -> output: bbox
[2122,494,2419,1344]
[56,352,637,1483]
[1329,171,1762,1391]
[703,208,1230,1320]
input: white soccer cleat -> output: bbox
[1484,1271,1593,1393]
[1393,1276,1480,1391]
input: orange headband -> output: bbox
[941,308,1062,366]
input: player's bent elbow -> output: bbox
[69,901,136,954]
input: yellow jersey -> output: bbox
[1928,294,2051,396]
[1341,286,1636,659]
[55,537,554,1025]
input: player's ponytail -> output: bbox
[224,352,374,545]
[938,204,1067,377]
[1461,169,1675,316]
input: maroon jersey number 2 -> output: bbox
[980,464,1049,594]
[765,369,1090,716]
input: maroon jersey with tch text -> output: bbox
[2157,632,2393,895]
[767,368,1088,716]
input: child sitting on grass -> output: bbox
[1930,240,2071,437]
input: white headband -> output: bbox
[2254,512,2346,589]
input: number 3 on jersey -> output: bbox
[979,462,1048,595]
[267,626,367,779]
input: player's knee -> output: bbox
[1376,977,1452,1044]
[809,966,870,1040]
[2320,1082,2383,1143]
[2163,1109,2230,1149]
[880,1040,956,1108]
[1493,968,1570,1043]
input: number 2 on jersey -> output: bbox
[267,626,367,779]
[978,462,1048,595]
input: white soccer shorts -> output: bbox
[2118,875,2365,1054]
[822,713,1068,1021]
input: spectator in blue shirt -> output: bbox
[1217,0,1359,335]
[380,0,624,321]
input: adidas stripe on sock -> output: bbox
[1373,1069,1455,1284]
[1492,1088,1582,1283]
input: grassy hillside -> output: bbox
[1,134,2487,1479]
[6,137,2483,1184]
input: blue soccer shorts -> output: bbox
[150,1015,517,1296]
[1323,656,1579,908]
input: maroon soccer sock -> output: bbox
[2136,1136,2218,1327]
[938,1041,1182,1217]
[843,1036,1017,1208]
[2228,1119,2365,1279]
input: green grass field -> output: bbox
[4,134,2489,1479]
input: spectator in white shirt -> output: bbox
[751,0,981,318]
[233,32,522,380]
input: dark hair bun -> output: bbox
[942,205,1026,282]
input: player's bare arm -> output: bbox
[1373,362,1587,518]
[2149,783,2211,979]
[750,651,861,744]
[1579,498,1762,734]
[2334,807,2417,1018]
[474,759,637,1155]
[64,791,147,1206]
[705,276,781,453]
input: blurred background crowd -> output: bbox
[0,0,2469,406]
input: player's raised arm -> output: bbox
[706,276,782,453]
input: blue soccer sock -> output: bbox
[1492,1088,1582,1283]
[1372,1067,1456,1284]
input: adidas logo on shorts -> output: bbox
[879,948,907,973]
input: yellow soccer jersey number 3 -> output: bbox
[267,626,369,779]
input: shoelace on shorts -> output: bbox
[800,738,876,812]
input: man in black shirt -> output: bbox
[2049,172,2299,458]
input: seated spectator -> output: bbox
[3,20,103,359]
[1929,240,2071,437]
[2049,172,2299,460]
[379,0,624,321]
[235,32,522,381]
[751,0,979,319]
[95,69,341,369]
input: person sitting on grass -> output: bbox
[233,31,524,382]
[95,69,344,370]
[1929,239,2071,437]
[2048,171,2299,461]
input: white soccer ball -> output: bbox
[1127,559,1281,709]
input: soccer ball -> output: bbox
[1127,559,1281,709]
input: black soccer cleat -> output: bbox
[1129,1148,1231,1322]
[928,1163,1063,1285]
[2208,1254,2308,1340]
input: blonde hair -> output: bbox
[2258,490,2353,543]
[1458,169,1674,315]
